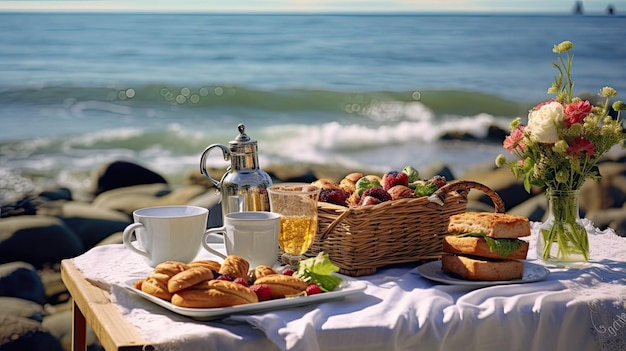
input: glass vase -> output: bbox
[536,189,589,266]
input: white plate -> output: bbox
[124,278,367,321]
[416,260,550,287]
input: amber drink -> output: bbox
[267,183,321,268]
[279,215,318,256]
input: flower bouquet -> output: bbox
[496,41,626,265]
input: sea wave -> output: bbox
[0,83,533,119]
[0,83,521,189]
[0,110,508,174]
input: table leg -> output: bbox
[72,300,88,351]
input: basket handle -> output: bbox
[427,180,505,213]
[318,206,352,241]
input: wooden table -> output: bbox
[61,259,148,351]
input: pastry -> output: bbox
[141,272,173,300]
[167,266,214,293]
[311,178,341,190]
[254,274,308,298]
[218,255,250,279]
[187,259,222,272]
[253,265,278,280]
[153,261,189,276]
[339,172,363,194]
[171,279,259,308]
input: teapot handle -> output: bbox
[200,143,231,187]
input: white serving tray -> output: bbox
[124,278,366,321]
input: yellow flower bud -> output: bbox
[612,100,626,111]
[547,84,559,94]
[552,41,573,53]
[510,117,521,130]
[495,154,507,167]
[600,86,618,98]
[553,140,568,153]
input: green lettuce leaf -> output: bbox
[294,252,343,292]
[459,232,525,257]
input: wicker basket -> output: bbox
[307,180,505,276]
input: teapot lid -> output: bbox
[229,124,257,148]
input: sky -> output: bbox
[0,0,624,14]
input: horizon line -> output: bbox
[0,9,622,16]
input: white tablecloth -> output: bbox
[71,219,626,351]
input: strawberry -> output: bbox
[233,277,249,287]
[382,171,409,190]
[429,175,447,188]
[250,284,272,301]
[359,186,391,204]
[282,268,295,276]
[305,283,322,295]
[319,188,350,206]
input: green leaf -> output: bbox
[523,173,532,193]
[294,252,343,292]
[302,271,343,292]
[459,233,525,257]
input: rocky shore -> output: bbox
[1,151,625,350]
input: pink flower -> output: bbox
[533,99,557,110]
[567,137,595,157]
[503,125,526,152]
[564,100,592,127]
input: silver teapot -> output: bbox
[200,124,273,219]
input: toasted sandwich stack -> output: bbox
[442,212,530,281]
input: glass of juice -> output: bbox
[267,183,321,268]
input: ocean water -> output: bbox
[1,12,625,201]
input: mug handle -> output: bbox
[202,227,228,260]
[122,223,150,259]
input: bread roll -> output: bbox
[443,236,529,260]
[253,265,278,280]
[171,280,258,308]
[254,274,308,298]
[141,272,173,300]
[218,255,250,279]
[141,261,189,300]
[441,254,524,281]
[311,179,341,190]
[339,172,363,193]
[167,266,214,293]
[187,259,221,272]
[153,261,189,276]
[447,212,530,238]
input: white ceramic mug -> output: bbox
[202,211,280,268]
[122,205,209,267]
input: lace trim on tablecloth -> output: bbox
[529,220,626,351]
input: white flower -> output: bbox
[527,101,564,143]
[600,86,617,98]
